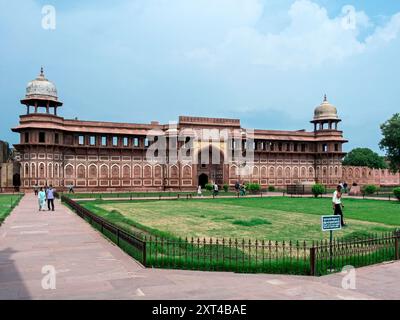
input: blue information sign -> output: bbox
[321,215,342,231]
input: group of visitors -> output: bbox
[37,185,56,212]
[338,181,348,193]
[234,181,247,196]
[196,182,219,197]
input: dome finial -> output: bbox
[40,66,44,77]
[323,94,327,102]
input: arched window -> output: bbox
[77,165,86,179]
[39,163,45,178]
[277,167,283,178]
[48,163,53,178]
[31,163,36,178]
[65,165,74,178]
[111,165,120,178]
[24,163,29,178]
[261,166,267,178]
[133,165,141,178]
[154,165,162,179]
[170,165,178,178]
[88,165,97,178]
[122,165,131,178]
[54,163,59,178]
[230,165,237,177]
[269,167,275,177]
[252,166,259,177]
[144,165,152,178]
[100,165,109,178]
[182,165,191,178]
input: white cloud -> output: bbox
[185,0,400,69]
[366,13,400,44]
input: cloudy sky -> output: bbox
[1,0,399,153]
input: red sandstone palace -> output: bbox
[11,69,399,192]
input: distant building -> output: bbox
[0,140,10,163]
[11,68,397,192]
[0,141,20,192]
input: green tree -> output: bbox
[379,113,400,173]
[342,148,388,169]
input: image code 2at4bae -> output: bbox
[152,304,247,317]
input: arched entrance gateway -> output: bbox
[198,173,208,188]
[196,146,226,187]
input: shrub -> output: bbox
[205,183,213,191]
[361,185,378,196]
[268,185,276,192]
[223,184,229,192]
[245,183,261,193]
[394,187,400,201]
[311,184,325,198]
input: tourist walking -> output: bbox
[197,185,202,197]
[213,183,219,196]
[33,183,39,196]
[46,185,55,211]
[239,183,246,196]
[234,181,240,194]
[332,185,346,227]
[68,184,75,193]
[38,187,46,211]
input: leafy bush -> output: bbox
[311,184,325,198]
[394,187,400,201]
[361,185,378,196]
[268,185,276,192]
[223,184,229,192]
[205,183,213,191]
[245,183,261,193]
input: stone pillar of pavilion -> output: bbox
[20,67,63,115]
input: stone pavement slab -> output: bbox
[0,194,399,300]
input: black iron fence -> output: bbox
[286,184,330,196]
[311,232,400,276]
[145,236,310,275]
[62,196,400,276]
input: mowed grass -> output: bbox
[0,194,23,224]
[79,197,400,243]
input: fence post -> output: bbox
[395,234,399,260]
[117,229,120,246]
[310,247,316,276]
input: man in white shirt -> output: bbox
[213,183,219,196]
[332,185,346,226]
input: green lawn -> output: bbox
[78,197,400,243]
[64,191,240,199]
[0,194,23,224]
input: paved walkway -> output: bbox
[1,194,399,300]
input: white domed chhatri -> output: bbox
[313,95,338,121]
[25,67,58,101]
[20,67,63,115]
